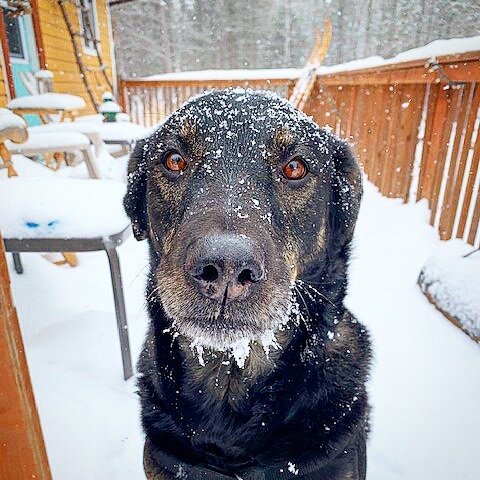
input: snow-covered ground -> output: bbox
[6,167,480,479]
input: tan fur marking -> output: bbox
[316,223,326,251]
[178,119,198,144]
[272,127,295,152]
[324,314,359,360]
[178,119,206,159]
[143,439,172,479]
[283,246,300,283]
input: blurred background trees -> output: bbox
[110,0,480,78]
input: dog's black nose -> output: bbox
[186,234,265,302]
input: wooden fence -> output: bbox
[303,52,480,247]
[118,77,297,127]
[119,53,479,247]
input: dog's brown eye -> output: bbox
[282,157,307,180]
[165,152,187,173]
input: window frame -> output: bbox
[3,12,29,64]
[77,0,101,56]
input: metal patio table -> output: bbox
[4,226,133,380]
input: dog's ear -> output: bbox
[328,138,362,249]
[124,137,149,240]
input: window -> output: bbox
[78,0,99,53]
[3,11,25,59]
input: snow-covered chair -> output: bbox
[28,122,103,156]
[7,92,87,123]
[6,131,100,178]
[28,114,149,159]
[0,109,101,178]
[0,176,133,380]
[73,114,151,156]
[0,109,28,177]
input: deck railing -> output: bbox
[303,52,480,247]
[118,77,297,127]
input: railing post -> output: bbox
[118,76,126,112]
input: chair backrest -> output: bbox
[0,109,28,144]
[0,109,28,177]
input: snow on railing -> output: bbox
[118,69,300,127]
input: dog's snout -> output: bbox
[186,234,265,302]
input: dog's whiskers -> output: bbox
[293,284,311,327]
[146,284,162,303]
[129,262,150,286]
[297,279,337,308]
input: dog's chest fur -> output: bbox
[178,336,286,411]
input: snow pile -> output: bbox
[0,154,56,178]
[347,182,480,480]
[418,240,480,338]
[7,93,87,110]
[0,177,129,239]
[34,69,54,79]
[317,35,480,75]
[144,67,303,81]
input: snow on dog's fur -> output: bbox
[124,89,371,479]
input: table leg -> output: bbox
[103,240,133,380]
[82,145,101,179]
[12,252,23,274]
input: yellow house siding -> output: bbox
[0,80,8,107]
[0,46,9,107]
[37,0,115,113]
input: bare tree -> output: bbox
[111,0,480,78]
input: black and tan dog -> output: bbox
[124,89,371,479]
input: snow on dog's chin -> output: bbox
[187,325,281,369]
[168,293,296,368]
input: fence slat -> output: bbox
[438,84,473,239]
[399,84,426,201]
[456,110,480,241]
[429,88,461,225]
[468,191,480,245]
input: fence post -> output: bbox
[0,236,52,479]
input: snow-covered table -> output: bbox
[92,121,150,145]
[74,115,151,152]
[0,177,133,379]
[8,93,87,123]
[6,131,100,178]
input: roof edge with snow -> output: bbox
[315,35,480,76]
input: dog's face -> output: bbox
[124,89,361,351]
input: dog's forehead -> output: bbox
[154,89,333,165]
